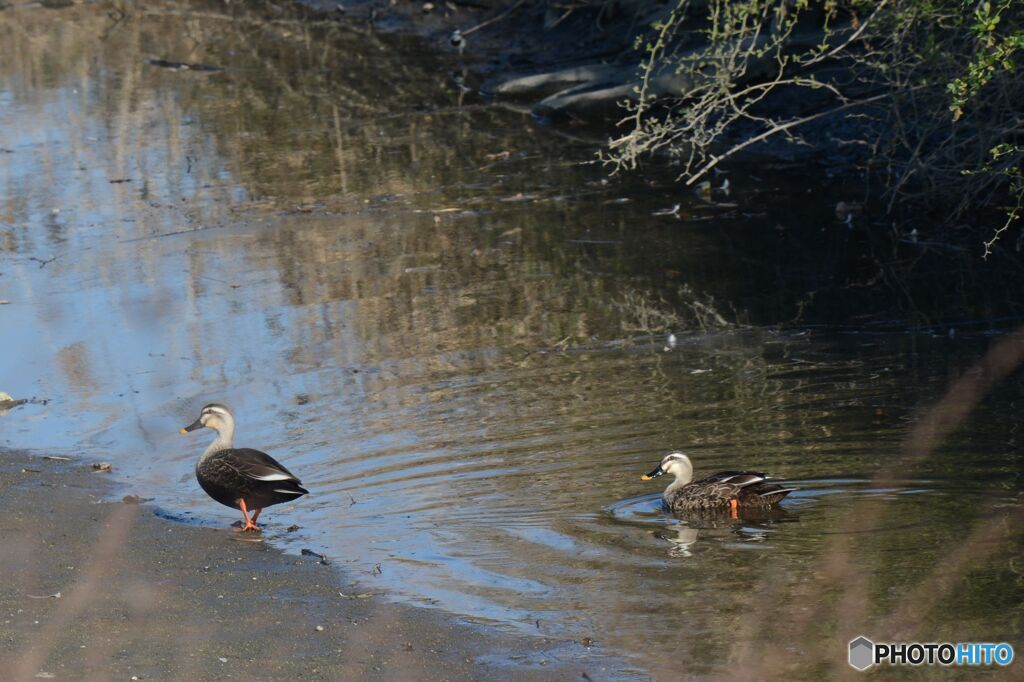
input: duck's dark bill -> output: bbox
[641,466,665,481]
[180,419,203,434]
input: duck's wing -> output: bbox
[751,482,798,497]
[736,481,797,505]
[222,448,303,484]
[701,471,767,487]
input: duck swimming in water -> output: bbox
[181,403,308,532]
[642,452,794,516]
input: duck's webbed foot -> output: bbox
[236,500,262,532]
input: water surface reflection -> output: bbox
[1,2,1021,677]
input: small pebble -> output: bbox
[218,657,227,663]
[315,625,325,632]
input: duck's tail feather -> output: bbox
[272,482,309,497]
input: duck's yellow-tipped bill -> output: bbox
[179,428,188,435]
[642,465,665,480]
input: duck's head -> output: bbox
[180,403,235,436]
[642,451,693,483]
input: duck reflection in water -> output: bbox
[654,506,796,557]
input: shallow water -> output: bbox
[2,2,1022,676]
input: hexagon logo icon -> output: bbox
[849,636,875,671]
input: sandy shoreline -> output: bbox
[0,449,620,680]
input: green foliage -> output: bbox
[945,0,1024,252]
[605,0,1024,254]
[973,143,1024,257]
[949,1,1024,121]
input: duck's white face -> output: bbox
[180,403,234,435]
[642,452,693,482]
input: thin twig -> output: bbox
[461,0,527,37]
[684,92,891,186]
[29,256,57,269]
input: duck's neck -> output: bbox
[664,471,693,498]
[200,427,234,461]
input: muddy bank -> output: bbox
[0,449,619,680]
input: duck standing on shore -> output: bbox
[181,403,308,532]
[642,452,794,516]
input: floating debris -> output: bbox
[42,455,73,461]
[301,548,330,565]
[122,495,154,505]
[835,200,862,225]
[145,58,223,72]
[91,462,113,473]
[448,29,465,52]
[0,392,28,415]
[27,592,61,599]
[286,524,301,532]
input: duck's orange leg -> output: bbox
[250,508,261,524]
[237,499,262,532]
[729,498,739,519]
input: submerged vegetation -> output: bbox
[618,284,735,333]
[604,0,1024,253]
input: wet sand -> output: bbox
[0,449,616,681]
